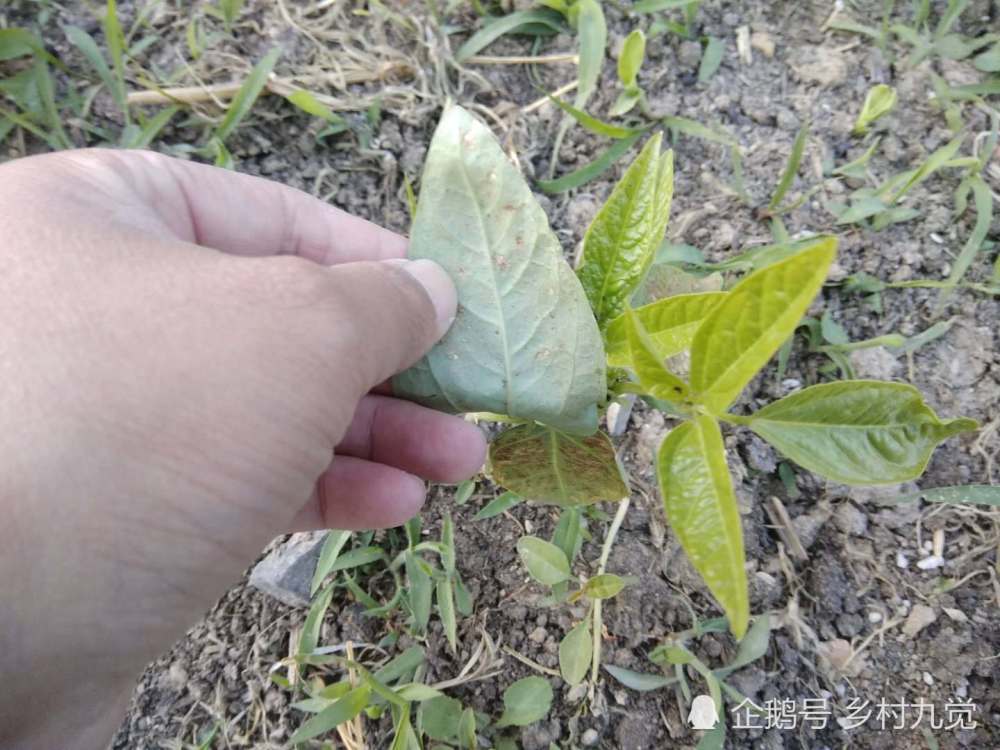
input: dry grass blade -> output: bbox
[430,628,505,691]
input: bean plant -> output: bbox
[396,104,976,643]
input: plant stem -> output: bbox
[589,495,631,692]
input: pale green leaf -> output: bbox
[496,676,553,727]
[572,0,606,112]
[489,424,628,506]
[657,416,748,638]
[745,381,978,485]
[606,292,726,367]
[311,529,352,594]
[768,120,809,212]
[634,0,699,11]
[559,620,592,685]
[834,194,889,225]
[394,683,444,702]
[689,237,837,414]
[895,485,1000,506]
[454,479,476,505]
[517,535,571,585]
[373,646,425,685]
[288,685,370,744]
[405,551,433,634]
[581,573,626,599]
[698,37,725,83]
[618,29,646,88]
[715,614,771,678]
[662,115,737,146]
[394,105,605,435]
[609,88,642,117]
[473,491,522,520]
[437,578,458,653]
[537,131,643,192]
[455,9,565,62]
[299,585,333,656]
[884,136,963,204]
[577,134,674,327]
[937,174,993,307]
[548,94,647,139]
[853,84,897,135]
[604,664,677,691]
[973,42,1000,72]
[213,47,280,144]
[285,89,345,125]
[421,695,463,741]
[622,307,690,402]
[458,707,477,750]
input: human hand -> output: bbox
[0,149,486,749]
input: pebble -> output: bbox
[751,31,776,58]
[582,729,600,746]
[896,551,909,569]
[917,555,945,570]
[678,40,703,69]
[834,502,869,536]
[528,626,548,644]
[902,604,937,638]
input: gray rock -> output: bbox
[849,346,900,380]
[678,40,703,69]
[248,531,328,607]
[834,502,869,536]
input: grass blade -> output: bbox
[662,115,736,146]
[548,95,648,139]
[473,491,522,520]
[32,58,71,149]
[894,485,1000,506]
[936,175,993,308]
[455,9,565,62]
[64,26,124,114]
[538,131,642,192]
[768,120,809,212]
[698,37,725,83]
[102,0,129,122]
[311,530,352,595]
[125,105,179,149]
[213,47,280,144]
[634,0,700,12]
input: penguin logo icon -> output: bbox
[687,695,719,730]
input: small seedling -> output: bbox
[852,83,897,135]
[610,29,646,116]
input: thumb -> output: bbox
[312,257,456,396]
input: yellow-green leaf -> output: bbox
[852,84,897,136]
[605,291,727,367]
[618,29,646,89]
[622,307,690,403]
[490,424,628,506]
[577,134,674,328]
[657,416,748,638]
[689,237,836,413]
[745,381,978,485]
[581,573,626,599]
[559,620,592,685]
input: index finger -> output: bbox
[48,149,410,264]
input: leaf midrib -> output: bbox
[457,143,515,411]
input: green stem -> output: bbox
[589,495,631,691]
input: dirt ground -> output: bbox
[4,0,999,748]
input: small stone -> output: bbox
[834,502,869,536]
[836,613,865,638]
[917,555,945,570]
[902,604,937,638]
[942,607,969,623]
[166,662,188,691]
[820,638,853,672]
[793,47,848,86]
[849,346,900,380]
[922,671,934,686]
[896,551,910,569]
[781,378,802,393]
[528,626,548,643]
[868,611,883,623]
[751,31,776,58]
[582,729,600,746]
[248,531,328,607]
[678,40,703,69]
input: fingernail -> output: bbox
[398,259,457,337]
